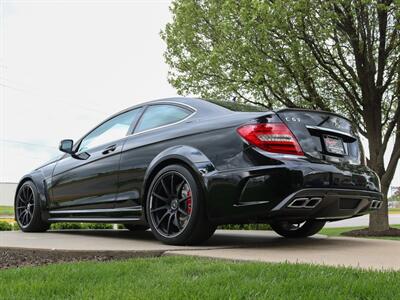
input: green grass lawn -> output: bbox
[0,206,13,216]
[320,224,400,240]
[389,208,400,214]
[1,256,400,299]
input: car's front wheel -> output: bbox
[146,164,216,245]
[15,181,49,232]
[270,220,325,238]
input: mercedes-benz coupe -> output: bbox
[15,98,382,245]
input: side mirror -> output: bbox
[59,139,74,154]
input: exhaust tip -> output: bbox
[370,200,383,209]
[370,200,377,209]
[306,198,322,208]
[288,197,322,209]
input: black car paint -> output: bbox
[16,97,381,226]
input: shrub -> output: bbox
[0,221,13,231]
[50,223,271,231]
[50,222,85,230]
[86,223,113,230]
[3,220,271,232]
[219,224,271,231]
[50,222,114,230]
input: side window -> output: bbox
[135,104,192,133]
[78,108,140,152]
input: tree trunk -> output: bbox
[364,94,389,232]
[369,182,390,232]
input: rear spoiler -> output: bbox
[275,108,352,123]
[306,125,357,142]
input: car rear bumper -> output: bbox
[267,188,382,222]
[204,159,382,224]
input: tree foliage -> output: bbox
[163,0,400,231]
[207,98,266,112]
[389,186,400,201]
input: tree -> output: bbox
[162,0,400,232]
[389,186,400,201]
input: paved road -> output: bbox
[2,229,400,270]
[326,213,400,227]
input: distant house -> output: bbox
[0,182,17,206]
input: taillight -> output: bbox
[237,123,304,156]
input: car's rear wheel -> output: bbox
[124,224,149,231]
[270,220,325,238]
[146,164,216,245]
[15,181,49,232]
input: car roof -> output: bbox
[121,97,232,118]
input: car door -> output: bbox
[49,108,142,210]
[115,103,195,209]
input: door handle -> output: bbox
[102,144,117,155]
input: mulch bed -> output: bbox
[0,248,163,269]
[341,227,400,237]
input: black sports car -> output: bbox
[15,97,382,245]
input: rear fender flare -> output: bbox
[142,145,215,215]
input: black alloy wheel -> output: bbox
[146,164,216,245]
[149,170,193,237]
[15,181,49,232]
[15,184,35,228]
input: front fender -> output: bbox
[15,171,50,221]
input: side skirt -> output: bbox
[49,207,142,215]
[47,217,141,223]
[47,206,143,224]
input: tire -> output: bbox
[146,164,216,245]
[270,220,325,238]
[124,224,149,231]
[15,181,49,232]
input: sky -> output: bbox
[0,0,177,182]
[0,0,399,192]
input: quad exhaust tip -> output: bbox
[370,200,383,209]
[288,197,322,209]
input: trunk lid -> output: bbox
[276,109,362,165]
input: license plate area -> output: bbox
[323,135,345,155]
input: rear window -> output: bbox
[135,104,192,132]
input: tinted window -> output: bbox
[135,104,192,132]
[78,109,140,152]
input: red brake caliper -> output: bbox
[186,189,192,215]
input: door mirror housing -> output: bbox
[59,139,74,154]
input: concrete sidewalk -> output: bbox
[168,234,400,270]
[2,229,400,270]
